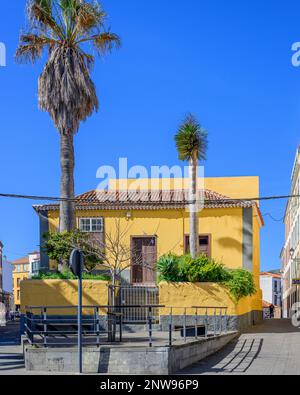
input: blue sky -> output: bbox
[1,0,300,286]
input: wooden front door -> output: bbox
[131,237,157,285]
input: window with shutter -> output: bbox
[184,235,211,257]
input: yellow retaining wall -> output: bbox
[20,280,109,316]
[159,282,262,317]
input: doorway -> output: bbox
[131,237,157,285]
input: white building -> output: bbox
[28,252,41,277]
[0,241,3,291]
[281,146,300,318]
[260,272,282,307]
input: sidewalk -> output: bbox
[178,319,300,375]
[0,321,26,375]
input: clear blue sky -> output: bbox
[0,0,300,278]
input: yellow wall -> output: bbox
[20,280,109,315]
[12,269,29,307]
[110,176,260,202]
[47,207,247,271]
[159,282,262,317]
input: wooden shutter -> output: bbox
[184,235,211,257]
[142,242,157,284]
[199,235,211,257]
[132,238,144,284]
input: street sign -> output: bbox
[69,249,84,278]
[292,279,300,286]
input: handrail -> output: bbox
[25,305,165,310]
[24,303,230,349]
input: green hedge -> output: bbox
[32,270,111,281]
[157,253,256,301]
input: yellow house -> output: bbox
[30,176,264,330]
[33,176,263,287]
[12,256,30,311]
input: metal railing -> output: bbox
[166,306,229,345]
[24,305,229,348]
[108,285,159,324]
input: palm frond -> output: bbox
[28,0,52,21]
[175,114,208,162]
[27,0,64,39]
[76,1,106,33]
[92,32,121,54]
[38,46,99,134]
[16,0,120,134]
[80,50,95,70]
[15,34,54,63]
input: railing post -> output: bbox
[169,308,173,347]
[194,308,198,340]
[225,308,228,334]
[96,307,100,348]
[219,308,222,335]
[205,308,208,338]
[148,306,153,348]
[214,308,217,337]
[119,308,123,343]
[43,307,47,348]
[184,308,187,343]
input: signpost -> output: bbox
[69,249,84,374]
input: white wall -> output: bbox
[260,276,273,304]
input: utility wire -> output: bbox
[0,192,299,204]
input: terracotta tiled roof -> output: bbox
[12,256,29,265]
[33,188,262,217]
[260,272,281,279]
[262,300,272,308]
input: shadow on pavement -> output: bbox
[179,337,264,375]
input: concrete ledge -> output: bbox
[25,332,238,374]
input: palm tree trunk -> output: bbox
[59,132,76,233]
[189,155,199,259]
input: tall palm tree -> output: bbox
[175,114,208,259]
[16,0,120,232]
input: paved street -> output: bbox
[0,321,26,375]
[1,319,300,375]
[179,319,300,375]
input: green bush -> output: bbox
[156,254,182,282]
[223,269,256,301]
[43,231,102,272]
[157,253,256,301]
[32,270,110,281]
[177,255,192,281]
[186,255,230,283]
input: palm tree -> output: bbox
[175,114,208,259]
[16,0,120,232]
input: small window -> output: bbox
[32,261,40,273]
[79,218,104,233]
[199,237,209,246]
[185,235,211,257]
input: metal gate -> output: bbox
[108,285,159,324]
